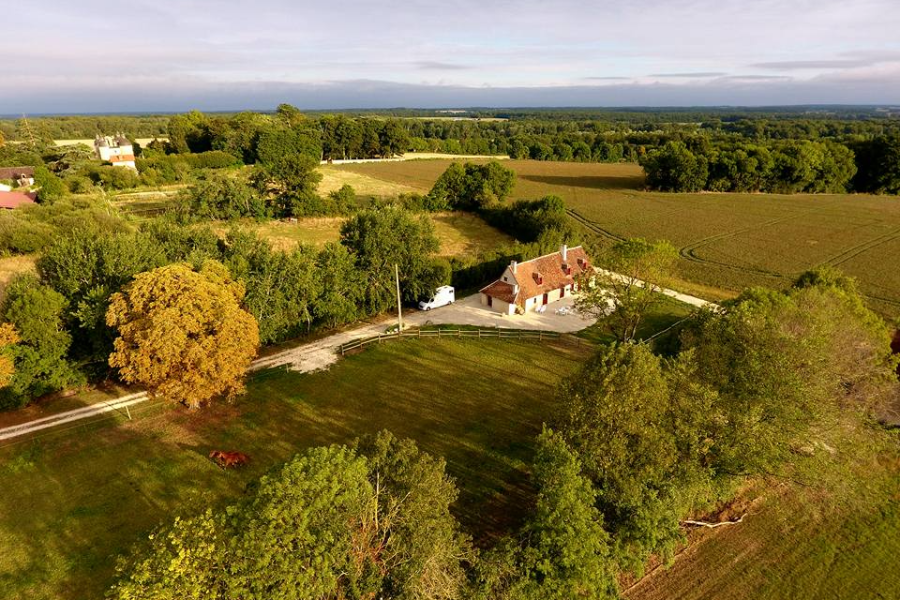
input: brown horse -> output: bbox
[892,330,900,376]
[209,450,250,469]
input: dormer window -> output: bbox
[562,263,572,275]
[577,257,589,269]
[533,272,543,285]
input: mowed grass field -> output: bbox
[251,212,513,256]
[336,159,900,315]
[0,340,584,600]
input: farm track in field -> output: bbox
[566,208,900,310]
[676,217,794,280]
[566,208,625,242]
[820,226,900,268]
[568,208,787,280]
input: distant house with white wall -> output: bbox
[94,134,137,170]
[480,245,591,315]
[0,166,35,187]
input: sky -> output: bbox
[3,0,900,113]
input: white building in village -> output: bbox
[94,134,137,170]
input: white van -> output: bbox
[418,286,455,311]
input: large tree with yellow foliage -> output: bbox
[106,261,259,408]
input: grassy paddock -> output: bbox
[252,211,513,256]
[0,339,585,600]
[336,160,900,316]
[0,255,38,303]
[576,293,697,352]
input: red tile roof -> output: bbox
[0,166,35,180]
[0,191,37,209]
[480,280,518,304]
[480,245,591,307]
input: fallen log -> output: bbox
[681,514,746,528]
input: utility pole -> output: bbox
[395,263,403,334]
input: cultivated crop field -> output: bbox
[338,160,900,315]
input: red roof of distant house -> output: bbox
[0,191,37,209]
[0,166,35,180]
[109,154,135,163]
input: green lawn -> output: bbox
[0,339,585,600]
[576,294,697,352]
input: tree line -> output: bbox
[641,136,900,194]
[4,106,900,196]
[0,206,448,410]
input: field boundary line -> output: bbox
[338,327,564,355]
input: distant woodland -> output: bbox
[2,105,899,194]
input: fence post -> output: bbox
[539,331,543,342]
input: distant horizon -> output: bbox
[4,0,899,114]
[4,103,900,121]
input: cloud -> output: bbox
[2,0,899,110]
[718,75,793,81]
[415,61,471,71]
[752,59,872,70]
[649,72,728,78]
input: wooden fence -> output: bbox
[339,328,562,356]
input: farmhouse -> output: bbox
[480,245,591,315]
[94,134,137,170]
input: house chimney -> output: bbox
[510,260,517,274]
[560,244,568,261]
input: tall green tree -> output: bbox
[0,276,80,409]
[340,207,442,313]
[313,242,365,327]
[110,435,470,600]
[33,166,67,203]
[222,231,319,344]
[558,343,684,571]
[178,174,267,221]
[681,273,897,475]
[38,229,168,361]
[575,238,677,342]
[252,154,323,217]
[519,429,618,599]
[641,142,708,192]
[428,161,516,210]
